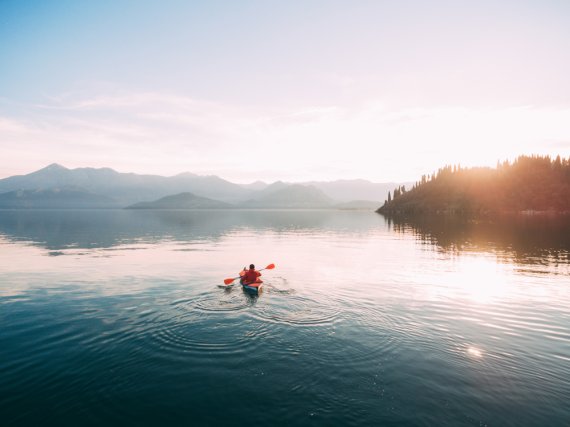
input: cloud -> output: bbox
[1,91,570,182]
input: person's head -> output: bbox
[249,264,255,270]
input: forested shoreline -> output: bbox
[377,155,570,215]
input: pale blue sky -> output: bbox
[1,0,569,182]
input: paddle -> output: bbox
[223,263,275,285]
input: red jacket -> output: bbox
[242,269,261,284]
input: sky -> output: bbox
[1,0,570,183]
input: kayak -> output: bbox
[239,271,263,293]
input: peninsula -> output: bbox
[377,155,570,215]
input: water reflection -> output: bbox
[1,209,569,269]
[2,210,569,426]
[0,209,385,251]
[385,214,570,267]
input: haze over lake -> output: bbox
[1,209,568,426]
[2,0,570,425]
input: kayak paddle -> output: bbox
[223,263,275,285]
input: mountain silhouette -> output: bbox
[0,164,402,209]
[0,164,251,205]
[126,192,232,209]
[239,184,334,208]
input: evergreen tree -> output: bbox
[377,154,570,215]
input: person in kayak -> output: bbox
[241,264,261,285]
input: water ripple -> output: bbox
[251,293,342,327]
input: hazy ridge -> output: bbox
[126,192,232,209]
[0,164,403,209]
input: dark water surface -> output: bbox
[1,210,569,426]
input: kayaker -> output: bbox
[241,264,261,285]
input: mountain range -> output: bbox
[0,164,408,210]
[127,192,232,209]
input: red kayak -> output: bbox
[239,270,263,293]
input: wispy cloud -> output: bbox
[1,91,570,182]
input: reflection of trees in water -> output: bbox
[0,209,385,250]
[386,214,570,266]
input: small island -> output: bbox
[377,155,570,216]
[126,192,232,209]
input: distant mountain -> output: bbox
[0,164,252,205]
[247,181,290,199]
[303,179,406,203]
[240,184,334,208]
[0,188,119,209]
[240,179,406,204]
[168,173,251,203]
[126,192,232,209]
[334,200,384,210]
[0,164,410,210]
[238,181,268,191]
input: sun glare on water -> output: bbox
[467,346,483,359]
[445,255,512,304]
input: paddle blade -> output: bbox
[265,263,275,270]
[224,278,236,285]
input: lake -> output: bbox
[1,209,569,426]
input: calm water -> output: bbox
[1,210,569,426]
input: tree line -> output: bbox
[378,155,570,215]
